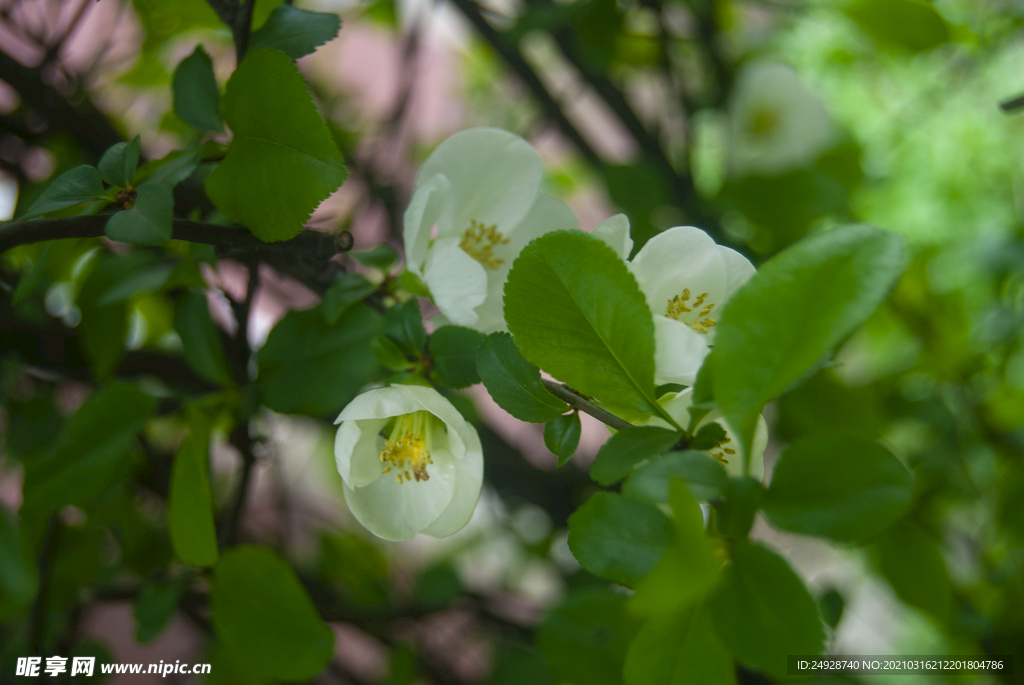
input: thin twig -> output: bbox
[541,379,633,431]
[220,423,257,548]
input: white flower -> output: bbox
[626,224,755,387]
[640,388,768,480]
[403,128,578,333]
[334,385,483,541]
[728,61,834,176]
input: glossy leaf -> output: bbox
[712,224,905,454]
[383,298,427,355]
[589,425,679,486]
[567,492,673,587]
[105,182,174,245]
[248,4,342,59]
[173,45,223,132]
[544,412,581,466]
[429,325,486,389]
[504,231,665,420]
[205,49,347,242]
[212,545,335,681]
[98,135,141,187]
[19,165,103,220]
[709,542,825,678]
[763,434,913,543]
[476,332,567,422]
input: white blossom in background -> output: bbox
[640,388,768,481]
[728,61,834,176]
[335,385,483,541]
[403,128,578,333]
[626,224,755,386]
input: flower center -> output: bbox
[747,106,780,139]
[665,289,717,334]
[380,411,435,484]
[459,219,509,269]
[709,435,736,465]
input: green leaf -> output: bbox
[846,0,950,52]
[489,647,554,685]
[212,545,335,681]
[104,183,174,245]
[504,231,667,421]
[414,564,462,608]
[205,48,347,242]
[135,148,202,189]
[173,45,223,132]
[248,4,341,59]
[538,587,641,685]
[134,580,185,643]
[175,291,235,388]
[384,298,427,355]
[476,332,567,423]
[77,253,134,379]
[22,382,156,513]
[371,334,413,371]
[96,262,175,306]
[168,408,219,567]
[590,426,679,486]
[0,508,38,619]
[689,422,727,450]
[763,434,913,544]
[870,521,953,621]
[567,492,673,587]
[630,481,717,617]
[350,244,398,271]
[623,451,728,504]
[258,304,382,416]
[98,135,142,187]
[709,542,825,678]
[624,604,735,685]
[712,224,905,455]
[19,165,103,220]
[12,242,52,304]
[544,412,581,466]
[429,326,486,389]
[321,273,376,325]
[716,476,764,539]
[320,533,388,606]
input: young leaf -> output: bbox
[168,409,219,567]
[370,334,413,371]
[567,492,673,587]
[590,426,679,486]
[104,182,174,245]
[175,291,235,388]
[211,545,335,681]
[504,231,667,421]
[205,48,347,242]
[763,433,913,544]
[173,45,223,132]
[21,382,155,513]
[19,165,103,220]
[544,412,581,466]
[349,244,398,271]
[709,542,825,678]
[134,148,201,189]
[321,273,376,325]
[623,451,728,504]
[476,332,567,423]
[429,326,486,388]
[383,298,427,356]
[98,135,142,187]
[258,304,382,416]
[248,4,342,59]
[712,224,905,455]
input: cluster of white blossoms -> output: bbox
[334,128,766,540]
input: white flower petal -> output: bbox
[628,226,727,317]
[416,128,543,239]
[474,194,578,334]
[718,245,756,301]
[423,237,488,328]
[420,425,483,537]
[653,315,709,386]
[334,385,426,424]
[590,213,633,260]
[402,174,451,275]
[335,417,388,487]
[398,384,474,459]
[343,445,458,541]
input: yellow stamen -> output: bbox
[380,411,435,484]
[459,219,509,269]
[665,290,717,334]
[710,435,733,465]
